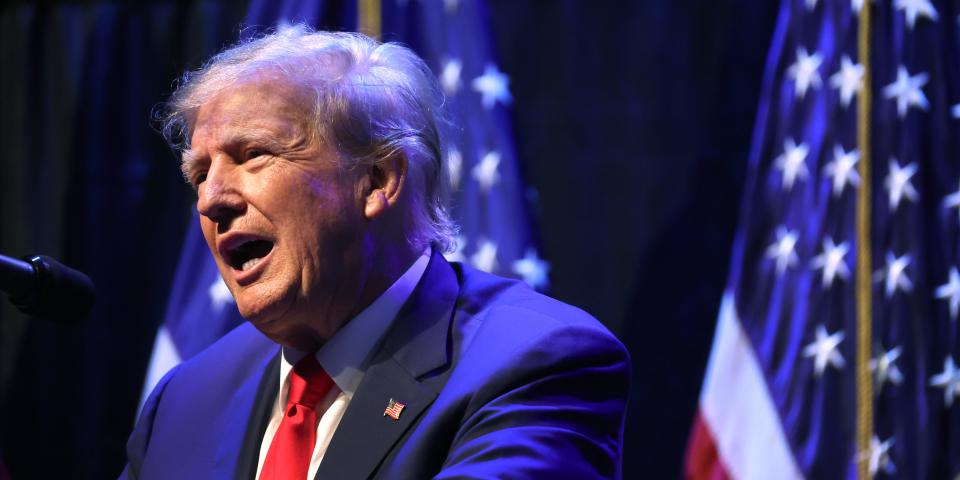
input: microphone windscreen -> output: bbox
[10,255,96,322]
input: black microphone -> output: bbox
[0,253,95,321]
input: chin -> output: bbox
[244,309,295,344]
[233,273,287,310]
[237,289,315,346]
[249,316,321,351]
[235,289,287,327]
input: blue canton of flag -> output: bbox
[687,0,960,479]
[381,0,549,291]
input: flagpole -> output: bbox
[855,1,874,478]
[358,0,382,40]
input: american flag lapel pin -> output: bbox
[383,398,405,421]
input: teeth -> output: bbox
[241,257,262,271]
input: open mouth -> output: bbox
[225,239,274,272]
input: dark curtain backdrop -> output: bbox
[0,1,777,478]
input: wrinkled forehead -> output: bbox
[188,76,317,147]
[198,76,312,128]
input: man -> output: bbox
[123,26,629,479]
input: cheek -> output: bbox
[262,165,364,252]
[261,168,333,214]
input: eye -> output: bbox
[192,172,208,188]
[246,149,268,160]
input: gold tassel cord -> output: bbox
[855,1,874,479]
[358,0,382,40]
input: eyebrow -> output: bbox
[179,130,294,179]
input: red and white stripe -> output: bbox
[685,293,804,480]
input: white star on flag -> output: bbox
[810,237,850,288]
[443,0,459,14]
[512,248,550,290]
[472,64,512,109]
[824,144,861,197]
[803,324,846,376]
[440,58,462,96]
[936,267,960,321]
[472,150,501,192]
[894,0,938,29]
[929,356,960,407]
[805,0,818,10]
[951,103,960,118]
[470,239,498,273]
[877,251,913,298]
[829,55,864,108]
[870,346,904,394]
[447,147,463,189]
[860,435,896,478]
[787,47,823,99]
[443,235,467,263]
[766,226,799,275]
[943,179,960,223]
[884,159,918,211]
[774,137,810,191]
[883,65,929,118]
[208,277,234,312]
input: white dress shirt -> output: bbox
[255,251,431,480]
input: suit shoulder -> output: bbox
[452,262,626,358]
[420,264,630,480]
[163,322,276,392]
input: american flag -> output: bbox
[379,0,548,290]
[140,0,546,409]
[383,398,406,420]
[686,0,960,479]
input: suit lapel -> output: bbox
[316,357,441,479]
[228,351,280,480]
[317,251,459,479]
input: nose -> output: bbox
[196,155,245,226]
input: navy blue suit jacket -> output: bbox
[122,252,630,479]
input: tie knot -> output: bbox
[287,355,333,408]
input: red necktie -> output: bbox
[259,354,334,480]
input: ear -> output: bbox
[363,153,407,220]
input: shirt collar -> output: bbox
[277,250,431,404]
